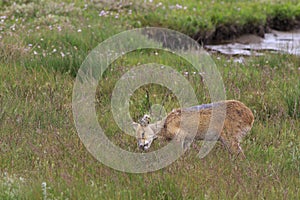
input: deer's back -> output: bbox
[160,100,254,140]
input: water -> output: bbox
[205,29,300,56]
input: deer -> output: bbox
[133,100,254,159]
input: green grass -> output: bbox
[0,0,300,199]
[131,0,300,40]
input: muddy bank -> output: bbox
[194,19,300,45]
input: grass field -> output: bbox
[1,0,300,199]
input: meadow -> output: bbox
[0,0,299,199]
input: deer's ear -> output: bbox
[132,122,139,131]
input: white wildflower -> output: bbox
[19,177,25,182]
[99,10,108,17]
[156,2,162,7]
[176,4,182,9]
[10,24,16,31]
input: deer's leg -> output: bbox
[173,129,193,151]
[219,136,232,154]
[229,139,246,160]
[182,136,194,150]
[220,135,246,159]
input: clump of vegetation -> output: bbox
[268,2,300,30]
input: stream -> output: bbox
[205,29,300,56]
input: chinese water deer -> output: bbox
[133,100,254,159]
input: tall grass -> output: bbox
[1,51,299,199]
[0,0,299,199]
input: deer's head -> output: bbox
[133,115,163,150]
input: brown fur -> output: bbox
[158,100,254,158]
